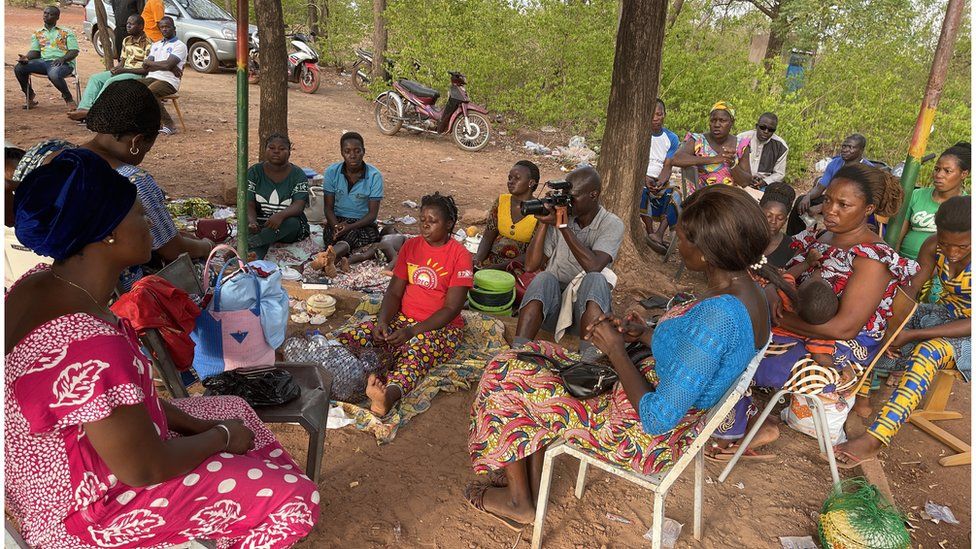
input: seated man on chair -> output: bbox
[14,6,79,109]
[836,195,971,467]
[137,16,187,135]
[514,166,624,362]
[68,15,151,121]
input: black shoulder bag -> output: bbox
[515,351,619,400]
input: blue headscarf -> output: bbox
[14,148,137,261]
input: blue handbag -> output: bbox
[190,246,278,379]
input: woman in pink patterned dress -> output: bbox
[671,101,753,192]
[5,149,319,548]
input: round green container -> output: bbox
[473,269,516,292]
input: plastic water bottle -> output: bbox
[308,330,329,351]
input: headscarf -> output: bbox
[14,148,137,261]
[711,101,735,120]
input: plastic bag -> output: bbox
[781,392,850,445]
[202,368,300,407]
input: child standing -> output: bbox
[336,192,473,416]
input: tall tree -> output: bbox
[254,0,289,160]
[372,0,387,80]
[598,0,668,290]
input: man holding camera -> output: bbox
[515,166,624,361]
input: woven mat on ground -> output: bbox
[331,295,509,444]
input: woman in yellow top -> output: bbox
[473,160,540,270]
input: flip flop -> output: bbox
[704,444,777,463]
[823,449,876,470]
[463,482,528,532]
[640,295,670,310]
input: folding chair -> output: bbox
[909,368,970,467]
[718,286,917,488]
[531,338,771,549]
[24,66,82,110]
[144,254,334,484]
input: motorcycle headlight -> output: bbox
[221,27,235,39]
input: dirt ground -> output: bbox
[4,6,971,548]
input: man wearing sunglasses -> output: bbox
[737,112,789,190]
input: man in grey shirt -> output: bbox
[515,166,624,359]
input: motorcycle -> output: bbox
[351,48,386,92]
[374,71,492,152]
[248,31,321,94]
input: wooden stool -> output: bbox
[909,369,971,467]
[159,94,187,132]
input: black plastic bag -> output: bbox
[202,368,301,407]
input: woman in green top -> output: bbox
[897,142,969,259]
[246,134,310,259]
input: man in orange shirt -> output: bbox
[141,0,164,41]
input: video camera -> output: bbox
[520,180,573,217]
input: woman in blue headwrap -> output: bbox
[5,151,319,547]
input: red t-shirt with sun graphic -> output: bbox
[394,236,474,327]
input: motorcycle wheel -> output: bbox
[374,94,402,136]
[453,112,492,152]
[352,61,372,92]
[299,65,321,94]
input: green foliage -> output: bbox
[276,0,372,67]
[303,0,971,184]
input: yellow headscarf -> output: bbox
[711,101,735,120]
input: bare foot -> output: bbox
[834,433,882,464]
[323,246,338,278]
[365,374,392,416]
[478,485,536,525]
[885,371,904,387]
[852,395,873,419]
[67,109,87,121]
[247,251,257,262]
[338,257,351,273]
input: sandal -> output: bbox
[824,449,876,470]
[463,482,529,532]
[645,234,668,255]
[704,442,777,463]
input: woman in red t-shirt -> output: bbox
[336,192,473,415]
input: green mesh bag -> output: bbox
[818,478,911,549]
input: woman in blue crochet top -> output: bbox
[464,185,787,529]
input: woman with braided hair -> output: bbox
[11,80,213,287]
[335,192,473,416]
[710,163,917,459]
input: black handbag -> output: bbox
[516,351,619,399]
[202,367,301,407]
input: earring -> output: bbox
[107,236,116,244]
[700,255,706,262]
[129,144,140,155]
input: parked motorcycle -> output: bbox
[374,71,492,152]
[351,48,385,92]
[248,31,321,94]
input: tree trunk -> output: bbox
[92,0,114,69]
[762,2,785,65]
[308,1,319,36]
[372,0,387,80]
[667,0,685,29]
[254,0,289,161]
[599,0,669,292]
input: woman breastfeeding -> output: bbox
[336,192,473,416]
[464,186,783,529]
[712,163,917,454]
[473,160,540,270]
[5,150,318,547]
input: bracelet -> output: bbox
[214,424,231,450]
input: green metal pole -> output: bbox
[235,0,249,257]
[885,0,964,247]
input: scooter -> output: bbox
[374,71,492,152]
[248,31,321,94]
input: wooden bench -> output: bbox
[909,368,970,467]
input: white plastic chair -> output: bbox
[531,338,771,549]
[717,286,916,490]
